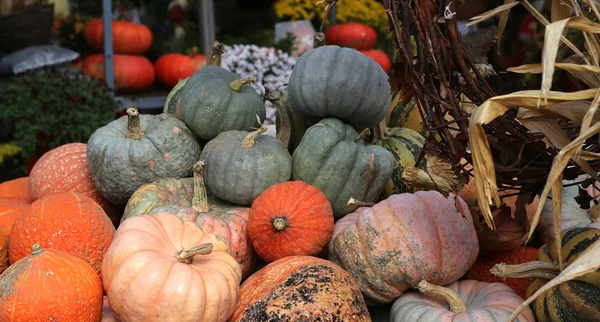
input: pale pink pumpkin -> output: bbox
[328,191,479,304]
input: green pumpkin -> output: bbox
[374,126,426,197]
[179,66,266,141]
[163,76,189,117]
[287,45,391,130]
[292,118,394,219]
[87,108,201,205]
[200,124,292,206]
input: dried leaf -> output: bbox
[552,0,573,23]
[466,1,520,27]
[563,53,600,88]
[462,26,498,64]
[517,100,600,126]
[508,62,600,74]
[402,156,459,197]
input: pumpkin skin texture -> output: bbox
[248,181,334,262]
[82,54,156,93]
[163,77,189,117]
[87,109,201,205]
[390,280,535,322]
[231,255,370,321]
[200,127,292,206]
[179,65,266,141]
[0,244,103,322]
[101,213,242,322]
[0,177,32,202]
[287,45,391,129]
[0,199,30,238]
[329,191,479,304]
[0,230,7,273]
[361,49,392,73]
[8,192,115,275]
[85,18,152,54]
[292,118,394,218]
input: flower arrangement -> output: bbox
[53,14,93,55]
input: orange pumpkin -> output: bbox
[8,192,115,275]
[324,23,377,50]
[82,54,156,93]
[85,18,152,55]
[102,212,242,322]
[248,180,334,262]
[360,49,392,73]
[155,53,206,89]
[231,255,370,321]
[0,230,7,273]
[0,177,32,202]
[0,244,103,321]
[0,198,29,238]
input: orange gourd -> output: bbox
[85,18,152,55]
[82,54,156,93]
[155,53,206,89]
[8,192,115,275]
[0,177,32,202]
[0,198,29,238]
[0,230,7,273]
[324,23,377,50]
[360,49,392,73]
[0,244,103,321]
[102,213,242,322]
[248,180,334,262]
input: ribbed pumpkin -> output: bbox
[390,280,535,321]
[0,199,30,238]
[0,230,7,273]
[102,213,242,322]
[163,77,188,117]
[8,192,115,275]
[87,108,201,205]
[324,23,377,50]
[0,177,32,202]
[292,118,394,218]
[0,244,103,322]
[200,123,292,206]
[82,54,156,93]
[361,49,392,73]
[84,18,152,54]
[122,161,258,278]
[287,45,391,129]
[248,181,334,262]
[179,65,266,141]
[155,53,206,89]
[329,191,479,304]
[231,256,370,321]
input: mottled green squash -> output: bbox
[162,76,189,117]
[87,108,201,205]
[292,118,394,219]
[388,94,427,136]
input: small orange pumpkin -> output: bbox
[0,198,30,238]
[0,244,104,321]
[0,177,32,202]
[248,180,334,262]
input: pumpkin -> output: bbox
[200,123,292,206]
[248,180,334,262]
[329,191,479,304]
[464,246,539,298]
[163,76,188,117]
[8,192,115,274]
[287,45,391,130]
[324,23,377,50]
[491,227,600,322]
[84,18,152,54]
[82,54,156,93]
[122,161,258,278]
[102,212,242,322]
[0,177,32,202]
[87,108,201,205]
[0,198,30,238]
[179,65,266,141]
[101,296,121,322]
[231,255,370,321]
[0,244,103,322]
[155,53,206,89]
[361,49,392,73]
[390,280,535,321]
[388,93,427,136]
[292,118,394,218]
[0,230,7,273]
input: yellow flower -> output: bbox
[75,22,85,33]
[0,142,21,165]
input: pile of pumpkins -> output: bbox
[0,37,599,322]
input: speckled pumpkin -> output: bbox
[0,199,30,238]
[87,108,201,205]
[329,191,479,304]
[0,244,103,322]
[122,161,258,278]
[231,256,370,321]
[292,118,394,218]
[8,192,115,275]
[200,124,292,206]
[0,177,32,202]
[287,45,391,130]
[179,65,266,141]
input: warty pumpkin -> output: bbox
[248,180,334,262]
[0,244,103,322]
[200,122,292,206]
[179,65,266,141]
[82,54,156,93]
[87,108,201,205]
[122,160,258,278]
[292,118,394,218]
[85,18,152,54]
[287,45,391,130]
[390,280,535,321]
[231,255,370,321]
[102,212,242,322]
[329,190,479,304]
[0,177,32,202]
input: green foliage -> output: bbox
[0,69,119,162]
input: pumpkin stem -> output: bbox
[272,217,289,232]
[241,116,268,148]
[490,261,561,280]
[229,77,255,92]
[175,243,214,264]
[205,41,225,67]
[126,107,145,140]
[417,280,467,314]
[402,156,459,198]
[347,197,376,208]
[313,32,326,48]
[355,128,371,142]
[374,120,391,141]
[31,243,42,255]
[264,85,292,148]
[192,161,210,213]
[590,203,600,222]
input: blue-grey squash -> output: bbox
[287,45,391,130]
